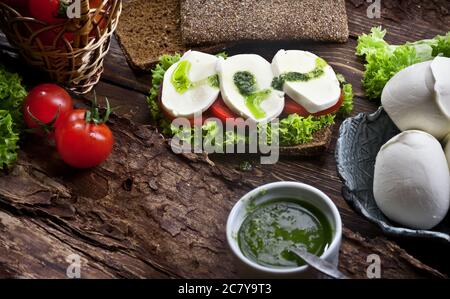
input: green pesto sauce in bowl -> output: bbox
[238,199,333,268]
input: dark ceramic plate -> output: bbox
[335,107,450,244]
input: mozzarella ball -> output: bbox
[445,135,450,170]
[381,57,450,140]
[373,130,450,229]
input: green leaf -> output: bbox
[259,114,335,146]
[0,65,27,169]
[0,110,20,169]
[216,52,228,59]
[339,83,354,116]
[356,27,449,100]
[0,65,27,126]
[147,53,181,122]
[432,32,450,57]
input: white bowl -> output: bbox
[226,181,342,278]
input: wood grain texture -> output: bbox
[0,113,445,279]
[0,0,449,278]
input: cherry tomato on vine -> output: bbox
[55,101,114,169]
[23,84,74,137]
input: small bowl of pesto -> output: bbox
[227,182,342,278]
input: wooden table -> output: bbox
[0,0,449,279]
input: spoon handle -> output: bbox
[289,248,349,279]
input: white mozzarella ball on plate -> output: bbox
[373,130,450,230]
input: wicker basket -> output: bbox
[0,0,122,94]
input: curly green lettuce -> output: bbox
[0,111,20,169]
[259,114,335,146]
[336,73,354,116]
[148,53,343,148]
[356,27,450,100]
[0,65,27,125]
[148,54,181,123]
[0,65,27,169]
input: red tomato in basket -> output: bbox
[89,0,108,34]
[29,24,74,48]
[28,0,69,24]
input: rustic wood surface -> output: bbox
[0,0,449,278]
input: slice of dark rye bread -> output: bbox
[180,0,349,46]
[170,126,333,157]
[279,126,333,157]
[115,0,227,71]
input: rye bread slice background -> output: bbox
[181,0,349,46]
[115,0,225,71]
[279,126,334,157]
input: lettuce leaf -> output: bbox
[266,114,335,146]
[148,54,338,148]
[339,83,353,115]
[0,65,27,169]
[336,73,354,116]
[356,27,450,100]
[432,32,450,57]
[0,65,27,126]
[147,54,181,122]
[0,110,20,169]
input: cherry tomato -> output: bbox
[29,24,74,48]
[23,84,73,136]
[208,96,239,123]
[60,108,88,123]
[282,90,344,117]
[28,0,69,24]
[55,109,114,168]
[27,0,101,46]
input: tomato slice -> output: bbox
[282,97,311,117]
[313,91,344,116]
[282,90,344,117]
[208,96,239,123]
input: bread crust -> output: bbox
[116,0,227,71]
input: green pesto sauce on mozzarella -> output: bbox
[171,60,219,94]
[207,74,220,89]
[271,57,328,91]
[233,71,272,119]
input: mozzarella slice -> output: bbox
[217,54,285,122]
[161,51,220,119]
[271,50,341,114]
